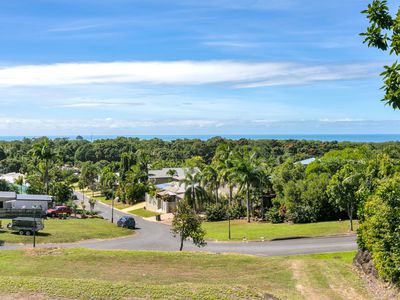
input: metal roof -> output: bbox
[149,167,199,180]
[297,157,316,165]
[16,194,53,201]
[0,191,17,198]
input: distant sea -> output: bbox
[2,134,400,143]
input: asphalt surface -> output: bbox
[0,191,357,256]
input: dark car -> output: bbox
[46,205,72,218]
[117,216,135,229]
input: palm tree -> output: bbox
[31,139,56,194]
[135,150,150,182]
[181,169,207,212]
[231,147,267,223]
[167,169,178,180]
[15,175,24,194]
[214,144,236,206]
[201,165,220,203]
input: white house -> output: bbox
[0,192,53,212]
[145,167,199,213]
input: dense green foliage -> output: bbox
[359,1,400,285]
[361,0,400,108]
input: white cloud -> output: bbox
[0,61,379,88]
[53,100,145,108]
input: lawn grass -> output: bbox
[92,195,132,210]
[0,249,372,299]
[0,218,133,244]
[203,219,358,241]
[128,208,160,218]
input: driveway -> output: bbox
[0,191,357,256]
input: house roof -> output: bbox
[16,194,53,202]
[0,173,24,184]
[296,157,316,165]
[149,167,199,181]
[0,191,17,199]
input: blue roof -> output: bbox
[156,183,172,189]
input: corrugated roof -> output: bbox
[0,191,16,198]
[16,194,53,201]
[149,167,199,180]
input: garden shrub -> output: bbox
[357,176,400,283]
[265,205,284,223]
[228,203,246,220]
[205,203,227,221]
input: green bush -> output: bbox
[228,204,246,220]
[357,176,400,283]
[265,205,284,223]
[205,203,227,222]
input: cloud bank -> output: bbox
[0,61,379,88]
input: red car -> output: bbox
[46,206,72,218]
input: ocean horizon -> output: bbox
[1,134,400,143]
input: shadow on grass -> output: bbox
[0,230,51,237]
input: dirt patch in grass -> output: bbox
[24,248,64,257]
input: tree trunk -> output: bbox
[348,203,354,231]
[192,186,196,212]
[261,197,265,221]
[246,183,250,223]
[45,160,49,194]
[215,184,219,204]
[229,185,233,206]
[180,231,184,251]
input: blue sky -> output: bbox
[0,0,398,135]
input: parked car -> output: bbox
[117,216,135,229]
[46,205,72,218]
[7,217,44,236]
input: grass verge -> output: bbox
[128,208,160,218]
[203,219,358,241]
[0,218,133,244]
[0,249,372,300]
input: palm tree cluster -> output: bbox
[98,149,154,204]
[182,144,270,222]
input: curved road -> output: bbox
[0,192,357,256]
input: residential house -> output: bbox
[146,167,199,213]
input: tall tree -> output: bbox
[171,200,206,251]
[327,164,364,231]
[181,169,207,212]
[30,139,56,194]
[80,162,98,196]
[231,147,267,223]
[213,144,236,206]
[201,165,220,203]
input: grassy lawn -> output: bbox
[0,249,372,299]
[0,218,133,244]
[92,195,131,210]
[128,208,160,218]
[203,219,358,241]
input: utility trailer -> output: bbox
[0,208,44,219]
[7,217,44,236]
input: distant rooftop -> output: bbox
[16,194,53,202]
[149,167,199,181]
[0,191,17,198]
[297,157,316,166]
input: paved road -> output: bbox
[0,191,357,256]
